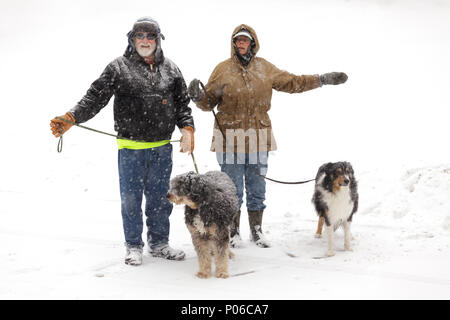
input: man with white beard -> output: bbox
[50,17,195,266]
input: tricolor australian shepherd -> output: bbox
[312,162,359,257]
[166,171,238,278]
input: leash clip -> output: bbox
[57,127,63,153]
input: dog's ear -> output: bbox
[342,161,354,178]
[189,175,209,204]
[320,162,334,173]
[317,162,332,179]
[346,162,354,176]
[320,162,336,192]
[319,162,335,178]
[325,162,335,173]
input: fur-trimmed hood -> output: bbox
[230,24,260,66]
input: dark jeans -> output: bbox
[216,152,268,211]
[118,144,173,250]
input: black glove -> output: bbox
[319,72,348,85]
[187,79,202,102]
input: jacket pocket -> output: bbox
[258,114,272,128]
[217,113,241,129]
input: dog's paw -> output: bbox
[228,250,235,260]
[345,245,353,252]
[326,250,335,257]
[196,271,210,279]
[216,271,229,279]
[314,233,322,238]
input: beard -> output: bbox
[136,42,156,58]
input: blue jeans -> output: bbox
[118,144,173,250]
[216,152,268,211]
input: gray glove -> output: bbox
[187,79,202,102]
[319,72,348,85]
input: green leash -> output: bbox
[190,152,199,174]
[55,117,179,143]
[54,117,198,173]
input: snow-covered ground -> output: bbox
[1,0,450,300]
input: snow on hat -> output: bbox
[233,30,253,40]
[131,17,165,40]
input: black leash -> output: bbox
[54,117,199,173]
[199,81,315,185]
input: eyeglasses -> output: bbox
[135,32,158,40]
[234,36,251,43]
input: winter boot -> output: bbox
[248,210,270,248]
[125,247,143,266]
[149,244,186,261]
[230,210,243,248]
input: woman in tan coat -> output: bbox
[188,24,347,248]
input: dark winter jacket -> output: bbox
[70,51,194,142]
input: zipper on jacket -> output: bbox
[149,63,155,86]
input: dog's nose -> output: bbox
[166,193,171,199]
[344,178,350,185]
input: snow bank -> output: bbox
[359,164,450,234]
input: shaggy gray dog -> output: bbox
[167,171,238,278]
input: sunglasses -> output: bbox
[135,32,158,40]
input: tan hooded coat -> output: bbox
[194,24,320,153]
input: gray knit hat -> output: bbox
[130,17,165,39]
